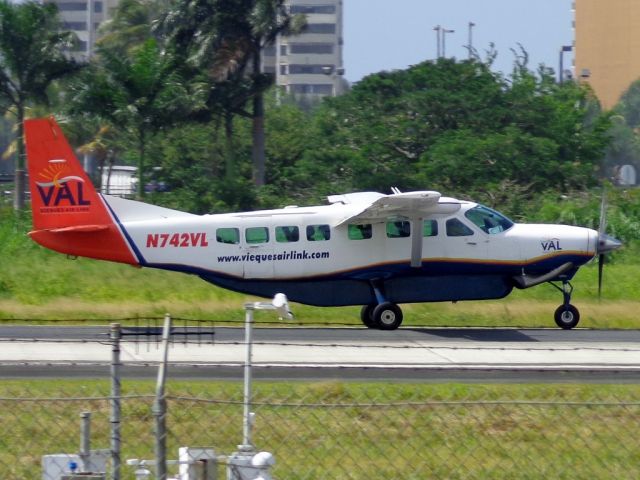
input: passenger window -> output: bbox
[306,224,331,241]
[423,220,438,237]
[275,226,299,243]
[348,224,372,240]
[386,220,410,238]
[216,227,240,244]
[245,227,269,244]
[446,218,474,237]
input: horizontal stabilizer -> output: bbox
[47,225,109,233]
[512,262,574,289]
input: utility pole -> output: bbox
[433,25,441,58]
[468,22,476,58]
[442,28,455,58]
[559,45,573,83]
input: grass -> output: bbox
[1,208,639,328]
[1,379,639,479]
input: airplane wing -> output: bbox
[332,191,458,226]
[331,190,462,268]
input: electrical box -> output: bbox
[42,452,108,480]
[61,475,105,479]
[179,447,217,480]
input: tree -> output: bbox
[159,0,304,185]
[97,0,166,54]
[293,58,611,201]
[0,0,79,210]
[67,38,202,199]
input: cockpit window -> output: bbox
[464,205,514,234]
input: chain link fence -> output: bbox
[0,320,639,479]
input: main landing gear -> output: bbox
[361,302,404,330]
[360,280,404,330]
[550,280,580,330]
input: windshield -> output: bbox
[464,205,514,234]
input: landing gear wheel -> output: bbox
[554,304,580,330]
[372,302,403,330]
[360,304,377,328]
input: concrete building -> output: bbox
[46,0,118,60]
[574,0,640,110]
[264,0,347,99]
[48,0,346,98]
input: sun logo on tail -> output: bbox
[36,159,84,188]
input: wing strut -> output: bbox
[411,217,423,268]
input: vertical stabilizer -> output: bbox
[24,117,138,265]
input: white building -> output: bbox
[48,0,346,98]
[45,0,118,60]
[264,0,347,99]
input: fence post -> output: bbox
[80,411,91,473]
[154,313,172,480]
[110,323,121,480]
[241,305,254,450]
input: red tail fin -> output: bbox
[25,117,138,265]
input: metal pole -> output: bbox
[468,22,475,58]
[559,47,564,83]
[110,323,121,480]
[242,305,254,449]
[154,313,172,480]
[80,412,91,473]
[443,29,455,58]
[87,0,94,57]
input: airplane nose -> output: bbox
[597,233,622,254]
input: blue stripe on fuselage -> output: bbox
[139,252,591,305]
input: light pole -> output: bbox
[442,28,455,58]
[433,25,441,58]
[559,45,573,83]
[468,22,476,59]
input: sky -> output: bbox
[343,0,574,83]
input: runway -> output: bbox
[1,326,639,382]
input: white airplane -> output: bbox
[24,117,622,330]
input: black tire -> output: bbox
[372,302,403,330]
[360,304,377,328]
[554,304,580,330]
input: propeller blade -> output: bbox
[598,253,605,299]
[598,188,607,236]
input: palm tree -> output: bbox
[159,0,304,186]
[0,0,80,210]
[247,0,305,186]
[67,38,202,199]
[98,0,169,54]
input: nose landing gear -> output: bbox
[551,280,580,329]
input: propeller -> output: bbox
[596,190,622,298]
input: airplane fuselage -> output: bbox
[98,195,597,308]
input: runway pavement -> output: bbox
[1,326,639,381]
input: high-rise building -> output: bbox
[48,0,347,98]
[264,0,347,99]
[46,0,118,60]
[574,0,640,109]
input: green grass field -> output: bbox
[2,379,639,479]
[1,209,639,327]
